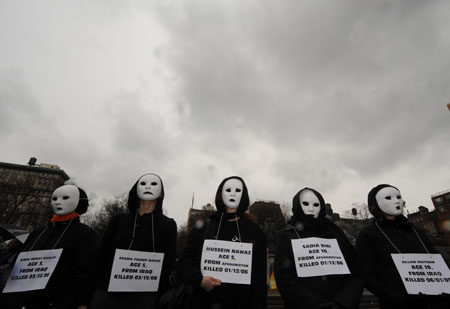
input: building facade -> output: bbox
[431,189,450,247]
[407,206,440,236]
[0,160,70,231]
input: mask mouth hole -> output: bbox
[57,207,63,210]
[396,206,401,210]
[230,199,235,202]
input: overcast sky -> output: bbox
[1,0,449,226]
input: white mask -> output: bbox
[137,174,162,201]
[51,185,80,216]
[376,187,405,216]
[221,178,243,209]
[300,190,321,218]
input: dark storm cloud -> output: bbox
[0,71,42,135]
[151,0,450,189]
[1,1,449,222]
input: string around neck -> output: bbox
[128,212,156,252]
[128,212,138,250]
[234,213,242,242]
[375,220,430,254]
[292,226,301,239]
[29,218,75,251]
[215,213,224,240]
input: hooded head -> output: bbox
[51,185,89,215]
[215,176,250,215]
[292,187,326,220]
[128,173,165,213]
[368,184,405,218]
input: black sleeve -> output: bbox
[415,227,437,254]
[158,218,177,298]
[355,228,405,306]
[250,225,267,309]
[92,214,122,288]
[74,226,99,306]
[331,226,363,309]
[176,226,205,288]
[274,230,321,308]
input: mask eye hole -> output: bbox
[397,195,401,199]
[236,188,242,193]
[52,197,57,201]
[151,182,157,186]
[226,188,231,192]
[63,196,69,200]
[385,196,391,200]
[313,203,320,207]
[140,181,146,186]
[302,201,309,206]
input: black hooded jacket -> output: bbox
[177,176,267,309]
[2,187,98,309]
[94,174,177,299]
[356,184,446,309]
[274,188,362,309]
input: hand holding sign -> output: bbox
[201,276,221,292]
[200,240,253,285]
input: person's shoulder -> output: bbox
[241,217,263,232]
[159,214,177,230]
[356,221,378,239]
[276,226,297,239]
[111,212,130,223]
[77,220,98,235]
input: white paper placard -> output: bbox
[2,249,63,293]
[391,253,450,295]
[201,239,253,285]
[291,237,350,277]
[108,249,164,292]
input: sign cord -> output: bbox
[29,218,75,251]
[128,212,138,250]
[151,213,155,253]
[29,226,49,251]
[412,226,430,254]
[292,226,301,239]
[375,221,401,253]
[215,213,224,240]
[52,218,74,249]
[234,213,242,242]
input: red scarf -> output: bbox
[50,212,79,222]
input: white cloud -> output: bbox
[1,0,450,226]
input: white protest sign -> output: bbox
[108,249,164,292]
[391,253,450,295]
[291,237,350,277]
[2,249,63,293]
[201,240,253,285]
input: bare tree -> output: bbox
[83,193,128,240]
[280,202,293,224]
[176,222,189,257]
[341,202,372,220]
[337,202,373,244]
[0,179,53,230]
[250,201,287,252]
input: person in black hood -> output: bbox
[1,184,99,309]
[356,184,447,309]
[274,187,362,309]
[177,176,267,309]
[90,173,177,309]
